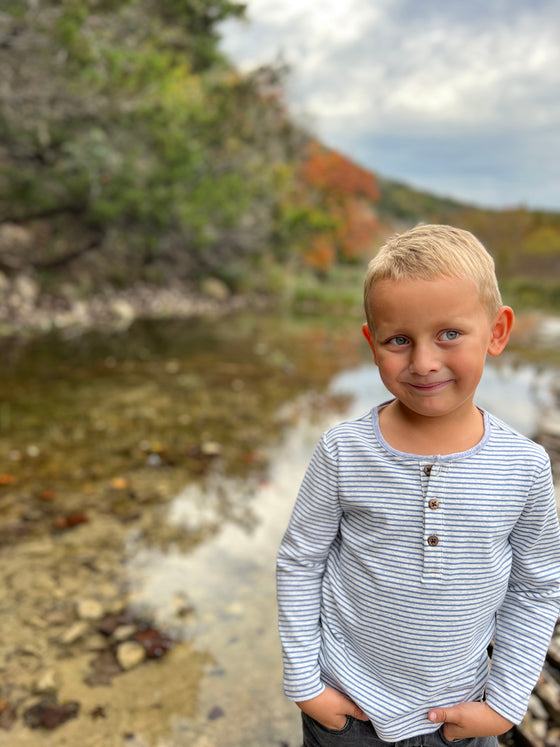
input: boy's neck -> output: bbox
[378,399,485,456]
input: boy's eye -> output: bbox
[388,335,409,346]
[440,330,460,341]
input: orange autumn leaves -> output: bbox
[299,140,380,271]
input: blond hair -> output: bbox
[364,224,502,330]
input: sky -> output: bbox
[220,0,560,212]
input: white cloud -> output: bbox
[220,0,560,209]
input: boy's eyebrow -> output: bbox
[373,315,475,333]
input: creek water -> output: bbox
[0,312,558,747]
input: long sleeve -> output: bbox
[276,435,342,701]
[485,459,560,723]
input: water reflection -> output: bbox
[125,358,555,746]
[127,410,327,745]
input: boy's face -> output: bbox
[363,275,513,422]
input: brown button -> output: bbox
[427,535,439,546]
[428,499,439,510]
[424,465,432,476]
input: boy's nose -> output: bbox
[408,345,441,375]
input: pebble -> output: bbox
[113,624,137,641]
[116,641,146,670]
[77,599,104,620]
[200,277,230,302]
[529,693,549,720]
[22,538,54,556]
[28,615,49,629]
[530,716,548,741]
[85,633,109,652]
[60,621,89,645]
[19,641,47,658]
[548,634,560,661]
[546,727,560,746]
[538,678,560,711]
[207,705,225,721]
[201,441,221,457]
[34,669,59,694]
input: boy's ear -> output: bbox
[487,306,514,357]
[362,323,379,365]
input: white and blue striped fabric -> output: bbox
[277,404,560,742]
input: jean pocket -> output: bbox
[321,716,354,735]
[438,726,473,746]
[303,712,355,736]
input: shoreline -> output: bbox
[0,277,265,339]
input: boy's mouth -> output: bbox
[406,379,453,393]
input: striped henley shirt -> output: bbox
[277,403,560,741]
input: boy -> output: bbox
[277,224,560,746]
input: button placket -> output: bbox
[421,463,444,582]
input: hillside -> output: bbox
[377,177,560,284]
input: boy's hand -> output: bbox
[428,701,513,741]
[297,685,369,731]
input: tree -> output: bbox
[296,141,380,271]
[0,0,304,288]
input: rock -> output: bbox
[537,672,560,711]
[77,599,104,620]
[547,634,560,665]
[23,697,80,730]
[529,693,549,720]
[146,452,162,467]
[546,727,560,746]
[0,222,32,249]
[13,275,38,305]
[201,441,221,457]
[207,705,225,721]
[19,641,47,658]
[60,620,89,645]
[116,641,146,670]
[109,299,135,325]
[200,277,230,302]
[97,610,136,636]
[27,614,50,630]
[85,649,122,685]
[531,717,548,742]
[0,696,17,730]
[113,624,137,641]
[84,632,110,652]
[133,627,173,658]
[34,669,59,695]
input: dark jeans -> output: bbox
[301,713,499,747]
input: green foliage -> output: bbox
[0,0,308,285]
[501,278,560,312]
[525,225,560,256]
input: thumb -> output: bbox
[428,707,454,724]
